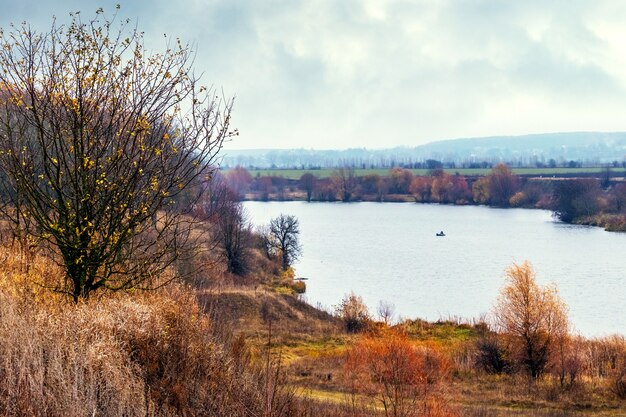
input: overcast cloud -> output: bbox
[2,0,626,149]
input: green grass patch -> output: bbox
[402,319,477,342]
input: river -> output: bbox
[244,201,626,336]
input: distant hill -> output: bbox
[221,132,626,168]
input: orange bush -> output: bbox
[344,329,452,417]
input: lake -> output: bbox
[244,201,626,336]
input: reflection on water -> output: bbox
[244,201,626,336]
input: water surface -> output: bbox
[244,202,626,336]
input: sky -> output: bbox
[2,1,626,150]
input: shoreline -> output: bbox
[243,196,626,232]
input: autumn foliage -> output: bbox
[493,261,569,379]
[344,329,454,417]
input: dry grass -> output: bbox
[273,316,626,417]
[198,287,341,342]
[0,246,302,416]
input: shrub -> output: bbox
[475,334,510,374]
[335,292,371,333]
[290,280,307,294]
[344,329,453,417]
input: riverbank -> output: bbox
[575,214,626,232]
[243,190,626,233]
[226,164,626,233]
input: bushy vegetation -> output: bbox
[285,263,626,416]
[0,9,309,415]
[229,164,626,232]
[344,328,455,417]
[234,163,549,207]
[335,292,371,333]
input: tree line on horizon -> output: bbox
[222,143,626,171]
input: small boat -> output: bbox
[436,231,445,237]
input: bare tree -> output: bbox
[388,168,413,194]
[193,172,232,223]
[225,166,253,199]
[331,167,357,202]
[188,172,252,277]
[377,300,396,326]
[601,164,612,189]
[214,192,251,276]
[266,214,302,271]
[0,9,235,300]
[493,261,569,380]
[298,173,317,202]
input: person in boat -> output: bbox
[436,231,445,236]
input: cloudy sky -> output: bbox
[3,1,626,150]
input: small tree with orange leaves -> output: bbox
[493,261,569,380]
[409,176,432,203]
[344,329,451,417]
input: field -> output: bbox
[224,167,614,180]
[238,297,626,417]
